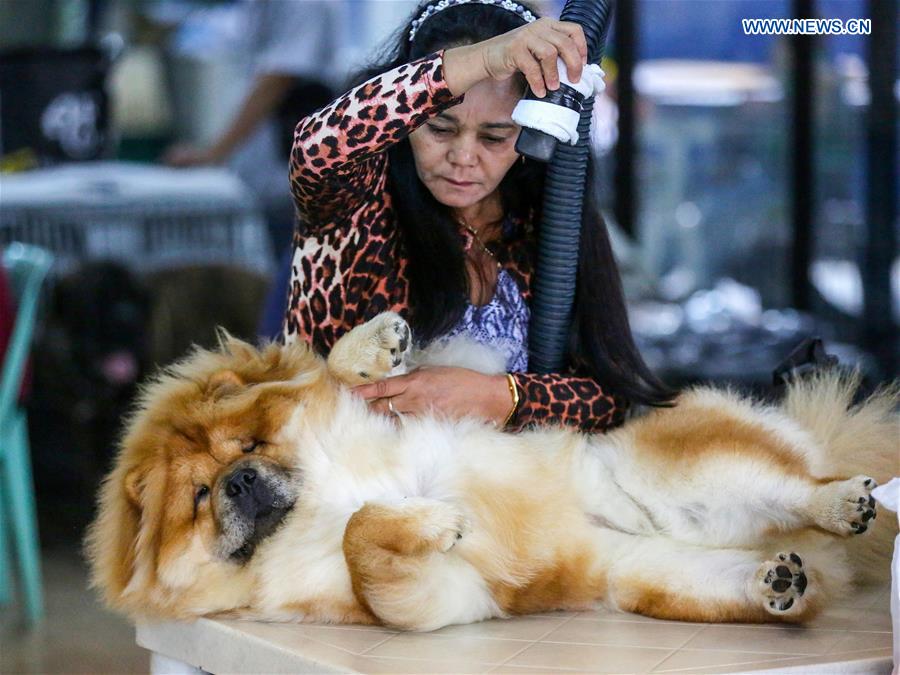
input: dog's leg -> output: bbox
[582,437,878,548]
[326,312,411,386]
[645,468,876,547]
[596,529,833,624]
[342,498,500,631]
[642,462,877,547]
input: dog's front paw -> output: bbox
[327,312,412,385]
[371,312,411,373]
[813,476,877,536]
[756,552,809,617]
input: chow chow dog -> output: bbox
[87,313,898,631]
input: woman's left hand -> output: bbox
[352,367,512,426]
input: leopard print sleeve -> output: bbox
[289,51,462,229]
[508,372,629,433]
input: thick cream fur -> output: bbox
[87,314,898,630]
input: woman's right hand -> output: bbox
[162,143,223,168]
[444,18,588,98]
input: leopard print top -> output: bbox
[284,51,626,432]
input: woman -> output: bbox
[283,0,673,431]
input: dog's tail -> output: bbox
[782,369,899,584]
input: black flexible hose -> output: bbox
[527,0,614,373]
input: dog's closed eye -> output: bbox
[242,440,262,454]
[194,485,210,505]
[193,484,210,519]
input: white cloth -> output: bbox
[871,477,899,673]
[873,477,900,513]
[511,59,606,145]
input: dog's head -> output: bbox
[86,335,335,618]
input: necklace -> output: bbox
[462,223,502,270]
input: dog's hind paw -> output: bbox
[812,476,877,536]
[756,552,808,616]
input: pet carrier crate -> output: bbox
[0,46,112,164]
[0,162,273,276]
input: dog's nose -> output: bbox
[225,468,257,498]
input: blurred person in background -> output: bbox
[162,0,341,261]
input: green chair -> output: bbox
[0,242,53,624]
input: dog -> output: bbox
[86,312,898,631]
[29,262,151,539]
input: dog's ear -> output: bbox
[208,369,245,397]
[124,465,147,507]
[216,330,258,363]
[214,326,235,348]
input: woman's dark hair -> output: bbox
[353,0,675,408]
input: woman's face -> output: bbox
[409,77,522,213]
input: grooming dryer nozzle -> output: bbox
[515,127,558,162]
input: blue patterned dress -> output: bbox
[443,269,530,372]
[443,216,530,372]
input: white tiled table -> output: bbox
[137,585,893,674]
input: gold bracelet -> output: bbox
[502,373,520,428]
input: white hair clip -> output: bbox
[408,0,538,43]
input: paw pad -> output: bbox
[758,551,808,616]
[817,475,878,536]
[851,491,877,533]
